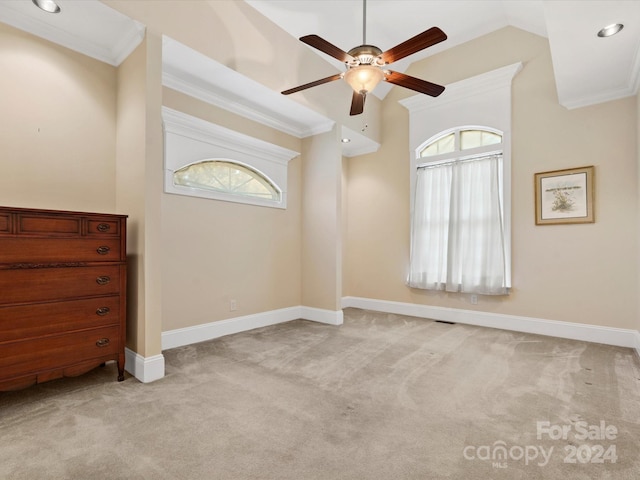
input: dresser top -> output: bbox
[0,206,127,219]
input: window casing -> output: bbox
[162,107,299,209]
[400,63,522,294]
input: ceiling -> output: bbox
[1,0,639,153]
[246,0,640,108]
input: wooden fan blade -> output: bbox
[300,35,355,63]
[378,27,447,64]
[350,91,365,116]
[281,73,343,95]
[385,71,445,97]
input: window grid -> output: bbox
[173,160,281,202]
[419,128,503,159]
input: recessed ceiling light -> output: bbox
[597,23,623,38]
[32,0,61,14]
[341,138,351,143]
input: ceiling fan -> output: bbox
[281,0,447,116]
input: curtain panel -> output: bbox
[408,154,508,295]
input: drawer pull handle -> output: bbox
[96,307,110,316]
[96,276,111,285]
[96,338,110,347]
[96,246,110,255]
[97,223,111,232]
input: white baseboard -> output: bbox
[301,306,344,325]
[342,296,639,349]
[124,347,165,383]
[161,305,343,351]
[130,300,640,381]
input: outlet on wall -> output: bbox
[229,299,237,311]
[470,294,478,305]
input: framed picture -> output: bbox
[534,166,594,225]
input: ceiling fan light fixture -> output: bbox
[344,65,384,94]
[32,0,61,13]
[597,23,623,37]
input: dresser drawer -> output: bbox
[0,237,122,264]
[0,213,9,233]
[17,213,81,236]
[87,218,121,236]
[0,325,120,379]
[0,265,122,305]
[0,296,120,342]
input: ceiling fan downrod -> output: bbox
[362,0,367,45]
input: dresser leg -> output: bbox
[117,353,125,382]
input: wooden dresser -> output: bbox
[0,206,127,391]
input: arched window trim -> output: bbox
[162,107,299,209]
[400,62,522,292]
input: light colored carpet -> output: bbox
[1,308,639,479]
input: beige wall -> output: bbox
[0,2,316,359]
[301,128,343,311]
[0,23,117,212]
[115,31,164,357]
[160,88,303,330]
[105,0,381,145]
[5,3,638,364]
[345,26,639,330]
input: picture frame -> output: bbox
[534,166,594,225]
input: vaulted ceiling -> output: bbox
[1,0,638,153]
[246,0,640,109]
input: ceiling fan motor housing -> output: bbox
[347,44,384,66]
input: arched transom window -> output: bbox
[173,160,281,202]
[419,127,502,159]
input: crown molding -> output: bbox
[162,70,334,140]
[0,0,144,66]
[162,107,299,165]
[400,62,523,113]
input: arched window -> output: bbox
[162,107,299,209]
[173,160,281,202]
[409,126,508,295]
[418,127,503,159]
[402,63,521,296]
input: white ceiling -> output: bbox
[246,0,640,108]
[1,0,638,153]
[246,0,547,100]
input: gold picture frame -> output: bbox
[534,166,594,225]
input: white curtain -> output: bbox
[407,154,508,295]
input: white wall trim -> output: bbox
[161,305,343,351]
[301,306,344,326]
[162,71,334,139]
[399,62,523,113]
[342,296,639,349]
[162,107,298,209]
[124,348,166,384]
[162,107,300,166]
[162,307,301,350]
[634,330,640,360]
[161,36,335,139]
[0,1,145,67]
